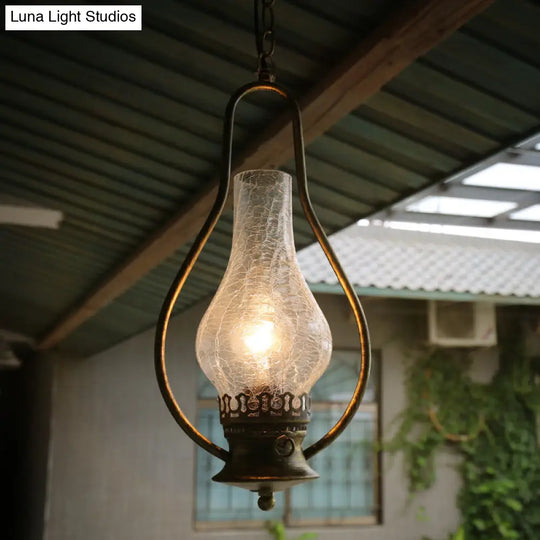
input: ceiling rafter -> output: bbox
[371,130,540,229]
[37,0,495,350]
[441,185,540,203]
[382,211,540,231]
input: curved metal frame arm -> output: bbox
[154,81,371,463]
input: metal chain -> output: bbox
[254,0,276,82]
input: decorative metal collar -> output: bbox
[219,391,311,423]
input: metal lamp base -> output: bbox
[214,392,318,510]
[213,421,318,510]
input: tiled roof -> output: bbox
[298,225,540,300]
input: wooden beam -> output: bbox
[37,0,494,350]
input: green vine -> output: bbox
[265,521,318,540]
[387,321,540,539]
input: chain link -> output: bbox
[254,0,276,82]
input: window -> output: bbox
[195,349,380,529]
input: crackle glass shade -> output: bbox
[196,170,332,399]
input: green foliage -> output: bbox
[423,526,464,540]
[387,322,540,539]
[385,348,490,493]
[265,520,318,540]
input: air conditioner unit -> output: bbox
[428,300,497,347]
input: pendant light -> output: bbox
[155,0,371,511]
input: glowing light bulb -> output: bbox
[242,320,275,355]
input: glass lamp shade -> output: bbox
[196,169,332,403]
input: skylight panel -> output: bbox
[406,196,516,218]
[510,204,540,222]
[462,163,540,191]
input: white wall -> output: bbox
[45,296,465,540]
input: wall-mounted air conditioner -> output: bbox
[428,301,497,347]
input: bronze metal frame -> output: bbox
[154,80,371,508]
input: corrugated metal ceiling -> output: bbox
[1,0,539,356]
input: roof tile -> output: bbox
[298,225,540,299]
